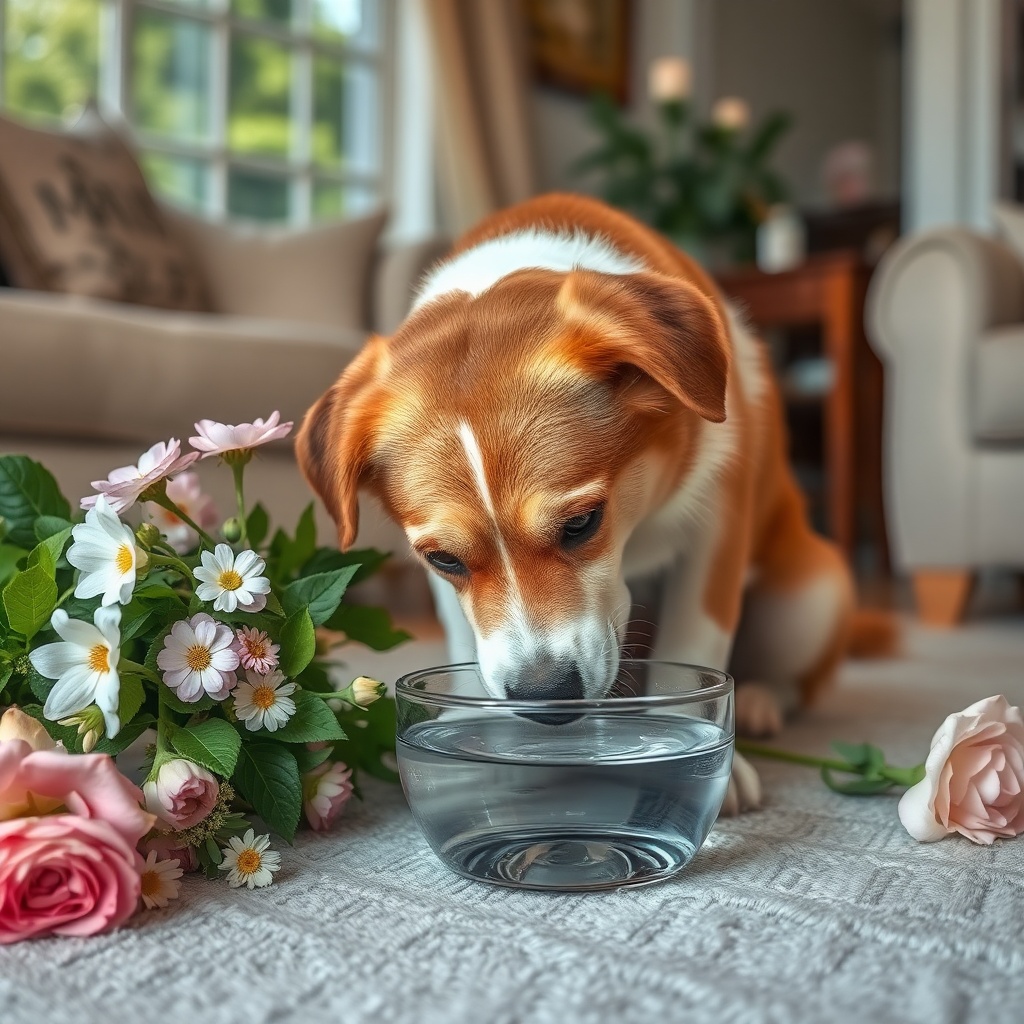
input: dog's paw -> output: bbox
[735,682,784,738]
[719,750,762,817]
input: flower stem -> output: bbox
[736,741,852,773]
[148,552,195,581]
[151,493,217,550]
[120,659,164,689]
[230,461,248,546]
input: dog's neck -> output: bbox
[412,228,647,311]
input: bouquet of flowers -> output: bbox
[0,413,408,940]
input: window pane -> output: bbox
[313,56,377,172]
[3,0,100,122]
[132,11,212,142]
[229,33,293,158]
[143,153,208,211]
[228,167,290,221]
[232,0,293,26]
[313,180,377,221]
[313,0,375,45]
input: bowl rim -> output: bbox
[395,659,734,712]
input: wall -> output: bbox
[529,0,902,210]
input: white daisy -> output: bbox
[139,850,184,910]
[157,613,240,702]
[81,439,198,513]
[29,606,122,737]
[66,495,143,607]
[232,670,296,732]
[193,544,271,613]
[145,471,218,554]
[218,828,281,889]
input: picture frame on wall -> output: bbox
[523,0,631,104]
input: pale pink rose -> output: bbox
[0,708,57,751]
[0,814,142,943]
[81,439,199,513]
[143,759,219,831]
[141,834,199,874]
[190,411,293,458]
[145,471,218,554]
[899,695,1024,845]
[302,761,353,832]
[0,742,154,842]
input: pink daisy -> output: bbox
[145,471,218,554]
[82,439,198,513]
[302,761,354,831]
[233,626,280,675]
[190,412,293,459]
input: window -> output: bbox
[0,0,386,224]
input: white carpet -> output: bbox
[3,618,1024,1024]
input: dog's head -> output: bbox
[297,268,729,699]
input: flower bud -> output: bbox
[144,759,220,831]
[341,676,385,708]
[58,705,106,752]
[135,545,150,580]
[221,516,244,543]
[711,96,750,132]
[135,522,162,549]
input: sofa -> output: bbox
[0,205,448,563]
[866,226,1024,624]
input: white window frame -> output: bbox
[0,0,391,225]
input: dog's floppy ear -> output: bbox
[295,335,388,550]
[556,270,730,423]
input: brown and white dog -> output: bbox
[297,194,857,813]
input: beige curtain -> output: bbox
[424,0,538,234]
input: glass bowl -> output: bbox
[395,660,734,892]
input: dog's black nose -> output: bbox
[510,666,585,726]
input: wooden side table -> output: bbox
[715,251,883,560]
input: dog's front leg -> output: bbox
[649,502,762,816]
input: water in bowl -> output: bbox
[398,713,732,891]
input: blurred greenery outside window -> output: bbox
[1,0,383,224]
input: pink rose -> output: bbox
[143,759,219,830]
[899,695,1024,845]
[0,743,154,844]
[302,761,353,831]
[0,814,142,942]
[141,834,199,873]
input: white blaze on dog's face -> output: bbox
[296,267,729,699]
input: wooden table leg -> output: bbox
[823,273,856,558]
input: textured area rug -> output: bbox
[3,619,1023,1024]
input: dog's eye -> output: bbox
[425,550,468,576]
[561,506,603,549]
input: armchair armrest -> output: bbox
[371,236,450,335]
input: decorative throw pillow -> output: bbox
[0,110,209,311]
[161,204,388,330]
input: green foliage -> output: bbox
[233,742,302,843]
[2,564,58,639]
[171,719,243,777]
[325,604,410,651]
[280,608,316,677]
[282,566,358,626]
[263,689,347,744]
[0,456,72,549]
[573,93,792,263]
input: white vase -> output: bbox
[756,205,806,273]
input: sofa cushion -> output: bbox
[162,205,387,330]
[974,326,1024,441]
[0,111,209,311]
[0,288,364,446]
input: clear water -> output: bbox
[398,714,732,891]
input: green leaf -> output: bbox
[158,681,215,715]
[263,689,346,744]
[27,666,54,703]
[292,743,333,774]
[247,504,269,549]
[95,715,155,756]
[34,515,75,542]
[233,742,302,842]
[282,566,358,627]
[171,718,242,777]
[275,504,317,579]
[830,741,886,777]
[0,456,72,548]
[0,660,13,697]
[3,564,58,639]
[303,546,389,586]
[820,767,896,796]
[0,544,28,587]
[133,582,185,601]
[118,674,146,726]
[324,604,410,651]
[280,608,316,677]
[27,527,72,579]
